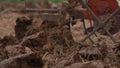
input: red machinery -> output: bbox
[71,0,120,43]
[84,0,119,19]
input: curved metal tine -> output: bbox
[98,7,120,42]
[102,27,116,43]
[81,25,99,42]
[80,0,100,39]
[89,18,102,42]
[89,16,99,37]
[82,19,94,44]
[100,7,120,43]
[103,7,120,23]
[89,18,92,27]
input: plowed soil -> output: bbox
[0,3,119,68]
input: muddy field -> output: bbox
[0,2,120,68]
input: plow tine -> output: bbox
[82,19,94,44]
[88,15,101,42]
[93,32,99,39]
[89,20,93,27]
[81,26,99,42]
[103,7,120,24]
[89,19,101,42]
[96,8,120,43]
[102,27,116,43]
[82,19,87,34]
[89,18,99,38]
